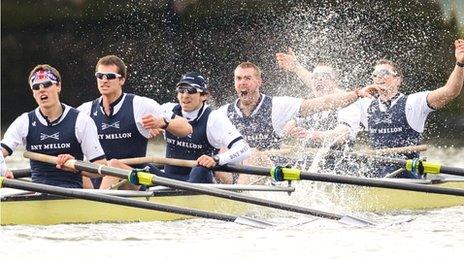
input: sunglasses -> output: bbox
[372,69,397,78]
[95,72,122,80]
[176,86,204,94]
[31,81,54,90]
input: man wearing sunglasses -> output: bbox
[339,39,464,178]
[276,49,355,146]
[137,72,250,183]
[1,64,107,188]
[78,55,192,189]
[218,62,377,183]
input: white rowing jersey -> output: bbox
[218,94,302,149]
[1,104,105,161]
[78,93,172,140]
[340,91,434,135]
[162,102,250,165]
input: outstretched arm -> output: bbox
[276,48,313,87]
[299,86,377,117]
[427,39,464,109]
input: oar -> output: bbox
[216,164,464,197]
[0,177,274,228]
[359,155,464,178]
[370,145,427,155]
[11,168,32,178]
[265,145,463,177]
[23,151,376,227]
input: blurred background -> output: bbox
[1,0,463,144]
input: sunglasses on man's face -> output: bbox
[95,72,122,80]
[176,86,203,94]
[372,69,397,78]
[31,81,54,90]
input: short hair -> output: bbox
[375,59,404,78]
[28,64,61,84]
[235,62,262,79]
[96,55,127,78]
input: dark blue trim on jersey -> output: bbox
[1,143,13,156]
[89,154,106,162]
[227,136,243,149]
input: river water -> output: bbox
[1,144,464,260]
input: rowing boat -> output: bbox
[0,184,293,225]
[325,177,464,212]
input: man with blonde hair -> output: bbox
[217,61,378,183]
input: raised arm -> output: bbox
[299,86,377,117]
[276,48,313,87]
[427,39,464,109]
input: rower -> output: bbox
[153,72,251,183]
[276,49,357,171]
[217,62,378,183]
[77,55,192,189]
[1,64,107,188]
[337,39,464,178]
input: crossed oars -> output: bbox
[119,153,464,197]
[273,144,464,178]
[12,151,376,227]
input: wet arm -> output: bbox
[427,39,464,109]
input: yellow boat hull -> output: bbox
[329,180,464,212]
[0,192,249,225]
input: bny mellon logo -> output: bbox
[102,121,120,130]
[40,132,60,141]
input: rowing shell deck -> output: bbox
[328,178,464,212]
[0,184,293,225]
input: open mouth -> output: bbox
[240,90,249,97]
[40,94,48,101]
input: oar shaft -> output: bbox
[370,145,427,155]
[440,165,464,176]
[366,156,464,177]
[219,164,464,197]
[120,156,196,168]
[0,178,238,222]
[298,172,464,197]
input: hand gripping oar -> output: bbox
[23,151,376,227]
[217,164,464,197]
[0,177,273,228]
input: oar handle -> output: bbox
[119,156,197,168]
[369,145,427,155]
[24,151,78,172]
